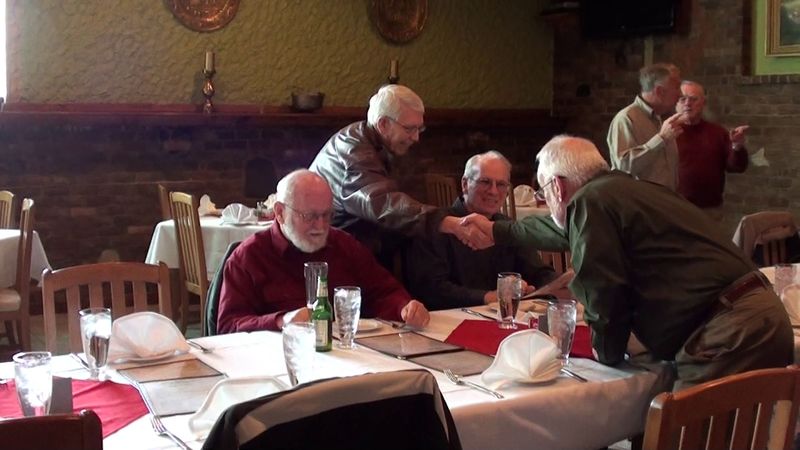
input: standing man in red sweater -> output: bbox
[676,81,749,221]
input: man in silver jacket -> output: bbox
[310,84,469,268]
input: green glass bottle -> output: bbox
[312,275,332,352]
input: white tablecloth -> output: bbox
[516,205,550,219]
[0,228,51,288]
[0,308,673,450]
[144,217,271,280]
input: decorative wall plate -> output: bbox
[371,0,428,44]
[166,0,240,32]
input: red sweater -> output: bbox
[218,223,410,333]
[677,120,748,208]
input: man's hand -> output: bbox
[659,111,688,141]
[483,290,498,305]
[458,213,495,250]
[280,307,310,329]
[401,300,430,328]
[730,125,749,148]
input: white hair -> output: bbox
[536,135,610,187]
[276,169,328,203]
[462,150,512,181]
[366,84,424,127]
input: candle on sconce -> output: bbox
[390,59,398,79]
[205,51,215,72]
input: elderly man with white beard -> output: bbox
[457,135,791,390]
[217,169,429,333]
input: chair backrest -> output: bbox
[170,191,210,331]
[643,366,800,450]
[41,261,173,354]
[16,198,34,297]
[203,369,461,450]
[0,409,102,450]
[539,250,572,274]
[732,211,798,266]
[425,173,459,209]
[205,241,242,336]
[500,185,516,220]
[0,190,15,228]
[158,184,171,220]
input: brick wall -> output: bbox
[0,118,560,269]
[551,0,800,234]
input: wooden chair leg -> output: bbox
[3,321,17,346]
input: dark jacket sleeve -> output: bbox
[493,214,570,250]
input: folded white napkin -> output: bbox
[198,194,218,216]
[481,329,562,389]
[782,284,800,326]
[513,185,536,207]
[188,376,288,438]
[107,312,190,363]
[263,193,277,211]
[220,203,258,225]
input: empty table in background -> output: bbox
[0,228,51,287]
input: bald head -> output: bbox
[275,170,333,253]
[276,169,332,205]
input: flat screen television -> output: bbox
[580,0,688,38]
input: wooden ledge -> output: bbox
[0,103,563,129]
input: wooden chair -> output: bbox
[0,409,102,450]
[643,366,800,450]
[157,184,171,220]
[41,261,173,354]
[0,198,34,351]
[501,185,517,220]
[540,250,572,275]
[762,238,789,267]
[170,191,210,335]
[425,173,459,208]
[0,190,14,228]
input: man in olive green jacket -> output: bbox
[459,135,792,390]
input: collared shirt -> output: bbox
[607,95,679,190]
[217,222,412,333]
[493,171,754,364]
[407,197,557,310]
[677,119,748,208]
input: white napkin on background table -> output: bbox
[188,376,288,438]
[198,194,218,216]
[481,329,562,389]
[107,312,190,363]
[221,203,258,225]
[513,185,535,207]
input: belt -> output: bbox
[718,270,771,308]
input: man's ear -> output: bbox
[461,177,469,195]
[274,202,286,225]
[552,177,567,203]
[375,116,391,135]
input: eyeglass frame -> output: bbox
[282,203,334,224]
[469,177,512,191]
[387,116,426,135]
[533,178,556,202]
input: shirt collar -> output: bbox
[634,95,659,120]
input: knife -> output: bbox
[560,367,589,383]
[460,308,498,322]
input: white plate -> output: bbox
[357,319,381,332]
[118,350,179,363]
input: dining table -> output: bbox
[0,306,674,450]
[144,217,271,280]
[0,228,51,287]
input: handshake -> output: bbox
[440,213,496,250]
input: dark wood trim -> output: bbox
[742,0,753,76]
[0,103,562,129]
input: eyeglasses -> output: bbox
[388,117,426,134]
[471,177,511,191]
[678,95,702,103]
[533,178,555,202]
[283,203,334,224]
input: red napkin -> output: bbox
[445,319,595,360]
[0,379,148,438]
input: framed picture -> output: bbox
[767,0,800,56]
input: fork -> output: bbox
[444,369,504,399]
[150,415,191,450]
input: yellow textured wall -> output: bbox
[6,0,553,108]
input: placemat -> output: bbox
[354,332,463,359]
[137,374,226,417]
[0,378,148,437]
[119,358,222,383]
[408,350,494,377]
[445,319,595,359]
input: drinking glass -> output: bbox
[547,299,577,365]
[304,262,328,311]
[13,351,52,417]
[497,272,522,329]
[774,264,796,297]
[79,307,112,380]
[282,322,316,386]
[333,286,361,349]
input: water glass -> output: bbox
[304,262,328,310]
[547,299,577,365]
[774,264,796,297]
[79,307,112,379]
[333,286,362,349]
[13,351,52,417]
[282,322,316,386]
[497,272,522,329]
